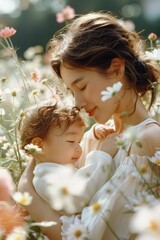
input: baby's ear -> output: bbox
[32,137,43,148]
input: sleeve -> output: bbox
[33,152,113,215]
[33,164,59,206]
[75,151,113,205]
[60,151,113,215]
[32,162,64,206]
[61,154,159,240]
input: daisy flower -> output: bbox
[24,143,42,154]
[44,165,87,214]
[0,136,7,144]
[149,151,160,165]
[130,204,160,235]
[5,88,20,97]
[12,192,32,206]
[101,81,123,102]
[145,49,160,61]
[2,142,11,151]
[66,222,90,240]
[6,226,27,240]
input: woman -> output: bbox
[18,12,160,240]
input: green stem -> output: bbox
[149,39,153,50]
[4,38,31,103]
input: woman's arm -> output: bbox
[18,159,62,240]
[130,124,160,157]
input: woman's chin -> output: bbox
[93,114,109,124]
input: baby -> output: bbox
[19,99,116,215]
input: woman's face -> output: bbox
[60,64,124,124]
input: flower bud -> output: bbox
[148,33,157,41]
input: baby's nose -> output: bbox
[75,145,82,157]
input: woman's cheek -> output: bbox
[86,86,99,99]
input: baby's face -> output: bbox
[41,121,84,165]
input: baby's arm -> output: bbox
[32,154,114,216]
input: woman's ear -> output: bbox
[32,137,43,148]
[110,58,125,78]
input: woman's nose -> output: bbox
[75,94,86,110]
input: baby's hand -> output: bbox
[94,124,115,140]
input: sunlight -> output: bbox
[0,0,19,14]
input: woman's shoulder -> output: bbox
[130,122,160,157]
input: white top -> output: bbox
[61,118,159,240]
[33,150,113,215]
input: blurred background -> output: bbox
[0,0,160,57]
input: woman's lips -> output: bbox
[87,107,96,117]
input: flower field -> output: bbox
[0,24,160,240]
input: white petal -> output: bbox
[101,95,112,102]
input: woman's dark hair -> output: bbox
[47,12,160,109]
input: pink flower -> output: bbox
[0,168,14,201]
[0,202,24,235]
[0,27,16,38]
[31,69,40,81]
[148,33,157,41]
[56,5,75,23]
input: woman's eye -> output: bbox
[67,141,74,143]
[79,85,86,91]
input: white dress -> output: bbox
[61,118,160,240]
[33,150,113,215]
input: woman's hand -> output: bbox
[99,133,118,157]
[18,159,62,240]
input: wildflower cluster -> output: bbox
[0,26,58,239]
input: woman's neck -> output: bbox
[113,95,150,133]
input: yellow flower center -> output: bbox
[32,90,39,95]
[32,72,38,80]
[92,203,101,212]
[155,159,160,164]
[149,220,158,231]
[20,197,27,205]
[74,230,82,238]
[61,187,68,195]
[12,90,17,97]
[139,166,147,174]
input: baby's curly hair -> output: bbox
[19,100,86,149]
